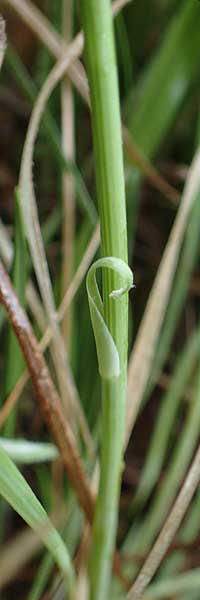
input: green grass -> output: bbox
[0,1,200,598]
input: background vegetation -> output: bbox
[0,0,200,598]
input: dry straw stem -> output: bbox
[18,34,88,437]
[5,0,128,101]
[0,371,27,430]
[0,224,100,433]
[0,15,6,70]
[5,0,130,46]
[4,0,88,99]
[0,526,43,590]
[0,16,5,51]
[127,442,200,599]
[126,146,200,445]
[0,219,47,331]
[6,0,178,206]
[0,504,67,590]
[0,259,95,523]
[74,465,100,599]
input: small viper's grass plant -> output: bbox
[0,2,200,599]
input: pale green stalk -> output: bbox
[81,2,129,599]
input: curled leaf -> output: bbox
[86,257,133,380]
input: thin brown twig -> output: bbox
[0,259,95,523]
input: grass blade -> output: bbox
[18,38,89,432]
[126,1,200,158]
[0,444,74,588]
[131,323,200,511]
[0,439,58,464]
[127,439,200,599]
[126,146,200,443]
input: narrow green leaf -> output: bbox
[0,438,59,464]
[126,1,200,158]
[0,444,74,587]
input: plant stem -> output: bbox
[81,2,128,598]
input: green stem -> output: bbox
[81,2,128,598]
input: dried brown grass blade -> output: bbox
[6,0,175,207]
[0,218,47,331]
[5,0,128,103]
[127,443,200,599]
[0,371,28,429]
[0,259,95,522]
[0,507,66,590]
[0,16,6,71]
[0,527,42,590]
[0,225,100,434]
[126,147,200,446]
[18,34,87,434]
[6,0,129,55]
[113,0,133,12]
